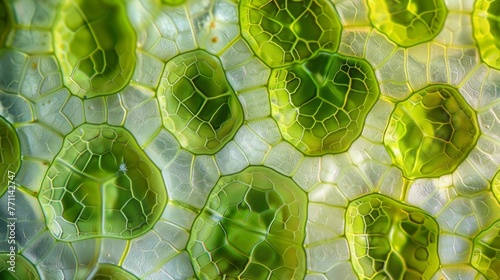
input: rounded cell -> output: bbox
[157,50,243,154]
[239,0,342,68]
[345,194,440,279]
[92,264,137,280]
[0,116,21,197]
[0,253,40,280]
[269,52,380,155]
[187,166,307,279]
[367,0,447,47]
[0,0,11,48]
[473,0,500,69]
[53,0,136,98]
[384,85,479,179]
[471,220,500,279]
[38,124,167,241]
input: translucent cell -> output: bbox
[367,0,448,47]
[471,220,500,279]
[187,166,307,279]
[157,50,243,154]
[346,194,440,279]
[38,124,167,241]
[54,0,136,98]
[473,0,500,69]
[0,116,20,197]
[239,0,342,68]
[269,52,380,155]
[0,253,40,280]
[384,85,480,179]
[91,264,137,280]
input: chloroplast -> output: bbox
[239,0,342,68]
[187,167,307,279]
[384,85,479,179]
[157,50,243,154]
[38,124,167,241]
[473,0,500,69]
[269,52,380,155]
[346,194,440,279]
[54,0,136,98]
[0,253,40,280]
[0,116,20,197]
[92,264,137,280]
[471,220,500,279]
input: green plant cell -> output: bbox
[0,116,20,197]
[493,169,500,203]
[384,85,480,179]
[187,166,307,280]
[92,264,137,280]
[346,194,440,279]
[367,0,447,47]
[54,0,136,98]
[157,50,243,154]
[269,52,380,155]
[0,253,40,280]
[38,124,167,241]
[239,0,342,68]
[473,0,500,69]
[471,220,500,280]
[0,0,11,48]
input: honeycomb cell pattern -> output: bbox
[187,167,307,279]
[346,194,440,279]
[92,264,137,280]
[0,253,40,280]
[367,0,448,47]
[239,0,342,68]
[384,85,480,179]
[471,220,500,280]
[473,0,500,69]
[269,51,380,155]
[0,116,20,197]
[38,124,167,241]
[54,0,136,98]
[157,50,243,154]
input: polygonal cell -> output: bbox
[187,166,307,279]
[53,0,136,98]
[92,264,137,280]
[384,85,479,179]
[239,0,342,68]
[0,253,40,280]
[471,220,500,279]
[38,124,167,241]
[0,116,20,197]
[157,50,243,154]
[345,194,440,279]
[269,52,380,155]
[367,0,447,47]
[0,0,11,48]
[473,0,500,69]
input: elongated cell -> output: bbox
[346,194,440,279]
[54,0,136,98]
[0,116,20,197]
[493,170,500,203]
[157,50,243,154]
[473,0,500,69]
[384,85,479,179]
[0,253,40,280]
[0,0,11,48]
[92,264,137,280]
[471,220,500,279]
[38,124,167,241]
[187,167,307,279]
[269,52,380,155]
[239,0,342,68]
[367,0,447,47]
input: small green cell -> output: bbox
[384,85,479,179]
[157,50,243,154]
[54,0,136,98]
[92,264,137,280]
[345,194,440,279]
[0,116,20,197]
[38,124,167,241]
[471,220,500,279]
[367,0,447,47]
[187,167,307,279]
[473,0,500,69]
[269,52,380,155]
[0,253,40,280]
[0,0,11,48]
[239,0,342,68]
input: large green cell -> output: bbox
[471,220,500,279]
[0,253,40,280]
[54,0,136,98]
[269,52,380,155]
[384,85,479,179]
[0,116,20,197]
[346,194,440,279]
[38,124,167,241]
[239,0,342,68]
[157,50,243,154]
[187,167,307,279]
[367,0,447,47]
[92,264,137,280]
[473,0,500,69]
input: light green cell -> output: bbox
[0,116,20,197]
[92,264,137,280]
[239,0,342,68]
[367,0,447,47]
[38,124,167,241]
[269,52,380,155]
[384,85,479,179]
[0,253,40,280]
[157,50,243,154]
[187,166,307,279]
[473,0,500,69]
[54,0,136,98]
[494,170,500,203]
[346,194,440,280]
[0,0,11,48]
[471,220,500,279]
